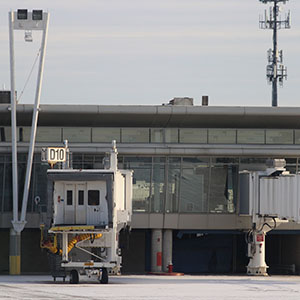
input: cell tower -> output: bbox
[259,0,291,107]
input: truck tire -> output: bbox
[100,268,108,284]
[70,269,79,284]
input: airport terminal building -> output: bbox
[1,99,300,274]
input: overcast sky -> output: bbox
[0,0,299,106]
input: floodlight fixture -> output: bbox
[17,9,28,20]
[32,10,43,21]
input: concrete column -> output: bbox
[162,229,173,272]
[151,229,162,272]
[9,228,21,275]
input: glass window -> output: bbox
[122,128,149,143]
[179,158,209,213]
[285,158,297,174]
[124,157,151,212]
[237,129,265,144]
[3,158,12,212]
[166,158,181,213]
[78,190,84,205]
[208,129,236,144]
[151,129,163,143]
[88,190,100,206]
[209,163,238,213]
[63,127,91,143]
[266,129,293,144]
[0,127,12,142]
[165,129,178,143]
[72,154,83,169]
[83,154,94,169]
[150,157,165,213]
[0,128,5,142]
[92,128,120,143]
[179,129,207,144]
[32,158,49,212]
[0,158,4,212]
[240,157,269,172]
[18,127,31,142]
[294,130,300,144]
[36,127,62,142]
[67,190,73,205]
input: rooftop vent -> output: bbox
[202,95,209,106]
[168,97,193,106]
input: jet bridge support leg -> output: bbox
[247,230,268,276]
[246,218,287,276]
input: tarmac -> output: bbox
[0,274,300,299]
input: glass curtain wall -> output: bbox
[1,153,298,215]
[209,158,239,213]
[179,158,209,213]
[124,157,152,212]
[165,158,181,213]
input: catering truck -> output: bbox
[40,141,133,284]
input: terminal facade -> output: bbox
[1,101,300,274]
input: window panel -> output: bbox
[63,127,91,143]
[124,157,151,212]
[150,158,165,213]
[208,129,236,144]
[151,129,164,143]
[78,190,84,205]
[88,190,100,206]
[237,129,265,144]
[166,160,180,213]
[36,127,62,142]
[0,127,11,142]
[92,128,120,143]
[294,130,300,144]
[122,128,149,143]
[266,129,293,144]
[179,129,207,144]
[67,190,73,205]
[179,158,209,213]
[209,164,238,213]
[165,128,178,143]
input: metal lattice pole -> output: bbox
[259,0,291,107]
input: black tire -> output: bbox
[70,270,79,284]
[100,268,108,284]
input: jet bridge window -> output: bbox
[78,190,84,205]
[88,190,100,206]
[67,190,73,205]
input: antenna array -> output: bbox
[259,0,291,107]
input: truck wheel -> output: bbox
[100,268,108,284]
[70,270,79,284]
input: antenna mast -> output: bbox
[259,0,291,107]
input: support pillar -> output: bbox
[162,229,173,272]
[151,229,162,272]
[9,228,21,275]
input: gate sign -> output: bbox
[47,147,66,163]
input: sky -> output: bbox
[0,0,299,107]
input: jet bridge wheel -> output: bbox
[70,269,79,284]
[100,268,108,284]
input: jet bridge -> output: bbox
[240,159,300,275]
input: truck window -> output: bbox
[88,190,100,206]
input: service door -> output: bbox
[87,181,108,226]
[75,183,87,224]
[64,183,75,224]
